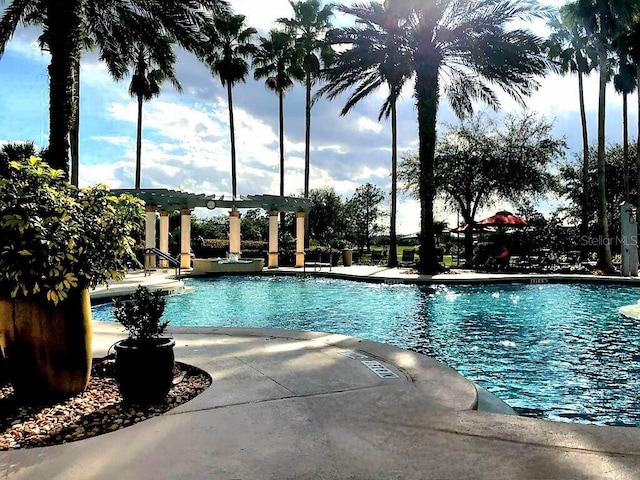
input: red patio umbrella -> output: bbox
[476,210,529,227]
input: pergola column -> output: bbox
[296,212,305,268]
[145,205,157,269]
[180,209,192,269]
[268,210,279,268]
[229,210,241,257]
[159,210,170,268]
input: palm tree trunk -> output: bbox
[596,53,613,271]
[578,70,590,261]
[637,69,640,224]
[304,72,312,198]
[415,65,440,274]
[135,93,144,189]
[227,82,237,198]
[279,89,286,239]
[623,92,629,202]
[387,97,398,268]
[304,72,312,248]
[70,56,80,187]
[45,1,82,175]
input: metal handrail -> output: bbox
[143,247,181,278]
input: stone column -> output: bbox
[159,211,170,268]
[268,210,279,268]
[296,212,305,268]
[229,210,241,257]
[145,205,157,269]
[180,209,192,269]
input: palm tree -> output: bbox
[385,0,549,273]
[613,44,636,203]
[125,40,181,189]
[320,2,411,268]
[546,6,596,260]
[631,10,640,223]
[0,0,228,176]
[201,13,257,198]
[277,0,334,201]
[568,0,624,272]
[253,30,304,231]
[0,141,38,178]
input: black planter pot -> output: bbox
[114,338,175,404]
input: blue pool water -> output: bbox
[93,276,640,427]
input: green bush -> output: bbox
[0,157,144,304]
[113,286,169,342]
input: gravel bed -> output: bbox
[0,357,212,450]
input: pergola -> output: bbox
[112,189,312,269]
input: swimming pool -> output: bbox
[93,276,640,427]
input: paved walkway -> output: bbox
[2,268,640,479]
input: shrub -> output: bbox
[0,157,144,304]
[112,286,169,342]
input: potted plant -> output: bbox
[112,286,175,404]
[0,157,144,401]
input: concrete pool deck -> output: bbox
[3,267,640,479]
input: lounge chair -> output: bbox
[399,249,416,267]
[304,248,332,272]
[370,250,383,265]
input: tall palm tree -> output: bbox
[201,13,257,198]
[546,6,596,260]
[385,0,549,273]
[568,0,623,272]
[277,0,334,200]
[631,9,640,223]
[0,0,228,176]
[253,29,304,231]
[613,46,636,203]
[320,2,411,268]
[125,40,181,189]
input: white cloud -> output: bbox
[357,117,384,133]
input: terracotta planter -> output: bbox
[114,338,175,404]
[0,289,93,402]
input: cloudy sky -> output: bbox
[0,0,638,234]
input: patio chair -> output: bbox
[304,248,332,272]
[399,249,416,267]
[370,250,383,265]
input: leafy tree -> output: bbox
[546,5,596,259]
[124,40,181,189]
[308,187,346,244]
[321,1,411,267]
[0,0,227,174]
[194,215,230,240]
[346,183,385,252]
[241,209,269,241]
[559,141,639,252]
[399,112,564,262]
[381,0,549,273]
[201,12,257,198]
[253,30,304,233]
[277,0,334,202]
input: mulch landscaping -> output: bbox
[0,357,211,450]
